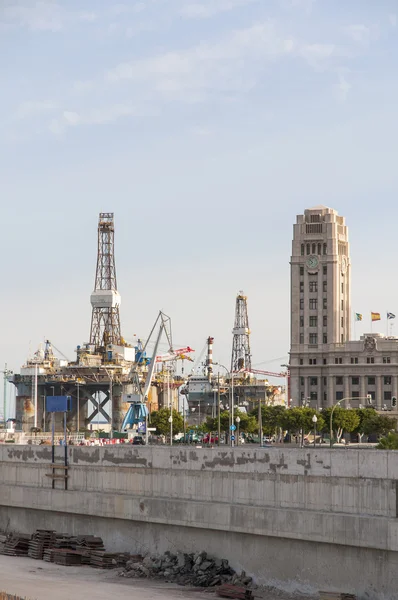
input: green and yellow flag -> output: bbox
[355,313,362,321]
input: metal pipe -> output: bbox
[217,373,221,446]
[34,363,38,428]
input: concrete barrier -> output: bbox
[0,445,397,599]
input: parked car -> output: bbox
[132,436,145,445]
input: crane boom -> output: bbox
[244,368,286,378]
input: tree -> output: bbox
[204,409,257,435]
[362,414,397,437]
[353,408,377,442]
[321,407,360,443]
[250,405,286,436]
[280,408,324,437]
[150,408,184,436]
[377,432,398,450]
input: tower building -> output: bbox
[289,206,398,411]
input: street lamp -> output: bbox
[213,363,229,446]
[168,414,173,446]
[312,414,318,448]
[236,416,241,446]
[281,364,290,407]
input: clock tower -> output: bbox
[290,205,351,351]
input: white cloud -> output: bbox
[105,21,336,99]
[15,101,56,120]
[335,72,351,104]
[343,24,379,44]
[49,104,156,134]
[2,1,64,31]
[389,14,397,28]
[180,0,257,19]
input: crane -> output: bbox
[156,347,194,363]
[244,368,287,378]
[121,311,173,434]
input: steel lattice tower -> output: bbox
[231,291,252,372]
[89,213,123,349]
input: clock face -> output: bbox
[306,255,319,269]
[341,257,347,273]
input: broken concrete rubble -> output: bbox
[120,550,255,590]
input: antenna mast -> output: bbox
[231,291,252,372]
[89,213,122,350]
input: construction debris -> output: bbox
[120,550,254,590]
[217,583,253,599]
[28,530,55,560]
[0,534,30,557]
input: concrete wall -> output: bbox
[0,445,397,599]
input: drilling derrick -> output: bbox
[90,213,123,351]
[231,291,252,372]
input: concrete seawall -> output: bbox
[0,445,397,599]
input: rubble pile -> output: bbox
[120,550,254,589]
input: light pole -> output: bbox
[76,381,80,434]
[281,364,290,407]
[236,416,241,446]
[213,363,229,445]
[168,414,173,446]
[312,414,317,448]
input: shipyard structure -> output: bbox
[9,214,286,434]
[10,214,184,433]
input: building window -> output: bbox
[350,357,358,364]
[309,281,318,293]
[306,244,310,255]
[335,357,342,364]
[312,243,316,254]
[384,391,392,401]
[351,391,359,398]
[310,316,317,327]
[299,358,303,365]
[323,377,327,385]
[309,299,318,310]
[341,282,344,293]
[310,377,318,386]
[384,376,392,385]
[323,316,327,327]
[323,358,327,365]
[367,357,375,364]
[300,316,304,327]
[323,243,327,255]
[317,243,321,255]
[300,333,304,344]
[341,300,344,310]
[300,299,304,310]
[323,334,327,344]
[300,377,304,385]
[336,376,343,386]
[323,281,327,292]
[341,334,344,343]
[300,281,304,293]
[352,377,359,386]
[336,391,343,400]
[310,214,321,223]
[300,266,304,276]
[341,317,344,328]
[368,391,375,401]
[310,391,318,400]
[323,298,327,309]
[323,265,327,275]
[368,377,375,385]
[383,357,391,364]
[309,358,317,365]
[301,244,304,256]
[309,334,318,345]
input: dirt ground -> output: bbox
[0,555,295,600]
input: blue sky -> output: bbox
[1,0,398,399]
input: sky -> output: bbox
[1,0,398,407]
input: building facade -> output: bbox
[289,206,398,409]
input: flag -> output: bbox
[371,312,381,322]
[355,313,363,321]
[387,312,396,320]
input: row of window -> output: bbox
[300,299,328,310]
[300,356,392,365]
[302,376,393,386]
[300,281,328,293]
[300,316,328,327]
[300,391,392,402]
[301,243,327,256]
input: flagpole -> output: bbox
[386,311,388,338]
[353,311,356,341]
[370,313,372,334]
